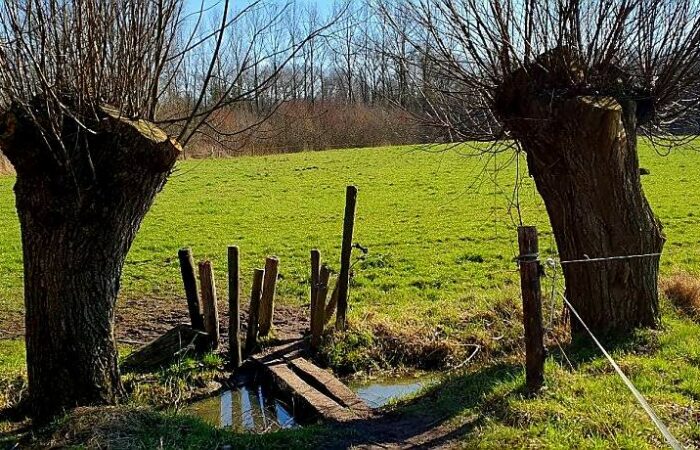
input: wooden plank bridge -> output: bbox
[251,341,372,422]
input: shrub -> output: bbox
[662,273,700,320]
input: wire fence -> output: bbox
[534,252,683,450]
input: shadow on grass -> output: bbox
[324,363,524,449]
[548,326,661,370]
[325,329,664,448]
[1,331,662,449]
[15,335,662,450]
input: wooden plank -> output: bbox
[287,357,371,417]
[121,324,207,372]
[250,340,371,422]
[264,361,355,422]
[251,340,306,365]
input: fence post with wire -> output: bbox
[517,225,545,392]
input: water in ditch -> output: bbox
[184,383,298,432]
[348,375,435,408]
[185,374,435,432]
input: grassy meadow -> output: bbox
[1,143,700,448]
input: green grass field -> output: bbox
[1,143,700,448]
[2,144,699,334]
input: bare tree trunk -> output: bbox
[495,49,666,335]
[1,106,180,419]
[517,97,664,334]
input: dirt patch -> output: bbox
[328,410,475,449]
[1,296,309,347]
[0,312,23,340]
[116,296,308,347]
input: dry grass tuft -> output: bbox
[662,273,700,320]
[369,321,462,370]
[0,151,13,175]
[0,376,26,411]
[43,406,147,449]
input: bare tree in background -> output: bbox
[379,0,700,334]
[0,0,330,419]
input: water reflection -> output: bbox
[350,376,434,408]
[185,384,297,432]
[186,374,435,431]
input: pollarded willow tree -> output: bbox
[379,0,700,334]
[0,0,331,419]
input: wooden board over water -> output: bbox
[252,341,372,423]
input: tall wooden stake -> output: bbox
[245,269,265,355]
[312,265,331,349]
[336,185,357,330]
[198,260,220,350]
[310,249,321,340]
[518,226,545,392]
[178,248,204,331]
[258,256,280,337]
[324,281,339,325]
[228,246,242,368]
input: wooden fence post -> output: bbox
[310,249,321,340]
[228,246,242,368]
[517,226,545,392]
[245,268,265,355]
[312,265,331,349]
[324,280,339,325]
[336,185,358,330]
[178,248,204,331]
[198,261,220,350]
[258,256,280,337]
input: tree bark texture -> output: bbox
[496,49,665,335]
[0,105,180,419]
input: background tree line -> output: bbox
[167,0,453,157]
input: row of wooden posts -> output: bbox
[176,185,359,368]
[174,195,544,392]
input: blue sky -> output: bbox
[185,0,336,15]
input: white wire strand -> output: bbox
[558,253,662,265]
[559,292,683,450]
